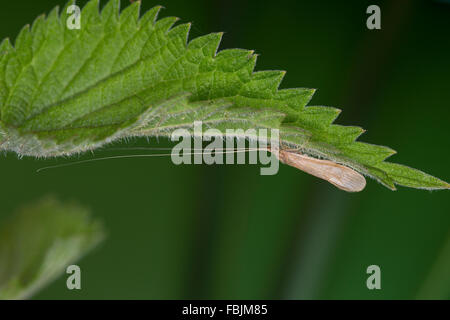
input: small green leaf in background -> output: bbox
[0,0,448,190]
[0,197,104,300]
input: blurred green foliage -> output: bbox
[0,0,448,299]
[0,197,104,299]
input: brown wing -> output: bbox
[277,150,366,192]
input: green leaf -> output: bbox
[0,197,104,299]
[0,0,448,191]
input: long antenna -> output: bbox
[36,147,266,173]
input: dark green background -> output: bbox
[0,0,449,299]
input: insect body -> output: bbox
[275,149,366,192]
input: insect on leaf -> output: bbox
[0,0,448,191]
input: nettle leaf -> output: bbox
[0,197,104,299]
[0,0,448,191]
